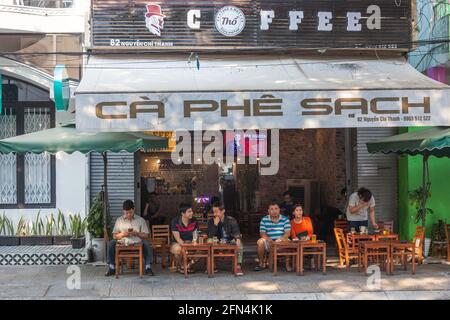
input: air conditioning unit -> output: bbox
[286,179,321,216]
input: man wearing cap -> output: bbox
[105,200,154,276]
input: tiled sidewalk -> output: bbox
[0,259,449,300]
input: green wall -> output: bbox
[398,127,450,240]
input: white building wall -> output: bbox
[2,152,88,229]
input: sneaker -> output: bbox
[254,265,265,272]
[105,268,115,277]
[235,266,244,276]
[145,268,154,276]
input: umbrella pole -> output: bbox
[102,152,108,262]
[421,155,429,228]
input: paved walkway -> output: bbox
[0,257,449,300]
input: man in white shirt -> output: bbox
[346,187,378,232]
[105,200,154,276]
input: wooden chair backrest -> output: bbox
[334,219,348,232]
[334,227,347,251]
[151,224,170,243]
[413,226,425,248]
[378,220,394,233]
[446,224,450,243]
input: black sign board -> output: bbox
[91,0,412,50]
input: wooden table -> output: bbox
[270,241,299,276]
[390,241,416,275]
[358,241,390,275]
[375,234,399,241]
[298,241,327,276]
[115,243,143,278]
[347,233,376,249]
[210,242,240,277]
[181,243,212,278]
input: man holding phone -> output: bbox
[346,187,378,231]
[105,200,154,277]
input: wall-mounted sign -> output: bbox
[76,90,450,132]
[92,0,412,50]
[53,65,70,111]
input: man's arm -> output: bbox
[348,201,368,214]
[260,231,272,242]
[172,231,184,245]
[113,231,129,240]
[259,219,272,242]
[136,232,149,240]
[277,230,290,242]
[142,202,149,217]
[369,207,378,229]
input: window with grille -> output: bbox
[0,77,55,208]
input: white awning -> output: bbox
[75,55,450,131]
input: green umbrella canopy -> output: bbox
[366,127,450,158]
[0,122,168,154]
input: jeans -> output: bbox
[348,220,368,232]
[107,239,153,269]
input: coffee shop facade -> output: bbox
[73,0,450,236]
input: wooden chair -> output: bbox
[378,220,394,233]
[334,219,348,255]
[446,224,450,262]
[334,219,348,232]
[151,224,170,269]
[115,243,143,278]
[334,227,358,270]
[269,242,299,276]
[411,226,426,264]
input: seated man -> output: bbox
[105,200,154,276]
[207,202,244,276]
[170,203,199,273]
[254,201,291,271]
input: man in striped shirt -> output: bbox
[254,202,291,271]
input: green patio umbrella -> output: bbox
[0,122,168,255]
[366,126,450,227]
[366,127,450,158]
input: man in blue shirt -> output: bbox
[254,201,291,271]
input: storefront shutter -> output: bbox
[89,152,136,221]
[356,128,398,230]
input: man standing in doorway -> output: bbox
[346,187,378,231]
[280,191,295,218]
[144,192,165,227]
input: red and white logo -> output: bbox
[145,4,166,36]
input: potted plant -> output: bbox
[87,192,107,261]
[53,210,71,245]
[20,211,53,246]
[409,186,433,257]
[70,213,87,249]
[0,213,20,246]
